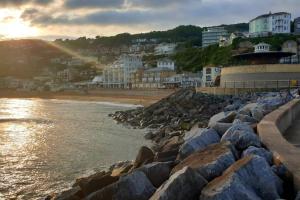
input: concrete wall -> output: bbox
[258,99,300,191]
[221,64,300,88]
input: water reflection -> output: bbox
[0,98,148,199]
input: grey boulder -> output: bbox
[179,128,220,160]
[200,155,283,200]
[208,111,237,127]
[221,122,261,150]
[149,167,207,200]
[242,146,273,165]
[172,142,236,181]
[86,171,155,200]
[137,162,171,188]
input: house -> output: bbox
[249,12,291,37]
[103,54,143,88]
[142,67,176,88]
[157,58,176,70]
[202,66,221,87]
[280,40,299,64]
[154,43,177,55]
[164,73,202,88]
[219,32,247,47]
[202,26,229,47]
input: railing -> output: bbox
[222,80,300,90]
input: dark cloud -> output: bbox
[64,0,125,9]
[0,0,53,7]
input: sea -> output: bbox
[0,98,148,199]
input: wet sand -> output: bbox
[0,88,176,106]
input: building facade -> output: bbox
[154,43,177,55]
[202,66,222,87]
[142,68,176,88]
[249,12,291,37]
[295,17,300,34]
[157,58,175,70]
[202,27,229,47]
[280,40,299,64]
[103,54,143,88]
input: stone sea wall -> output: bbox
[48,88,300,200]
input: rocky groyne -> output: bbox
[48,88,300,200]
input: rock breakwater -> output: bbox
[49,89,299,200]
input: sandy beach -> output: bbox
[0,88,176,106]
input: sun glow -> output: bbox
[0,9,39,39]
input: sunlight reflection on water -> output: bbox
[0,98,147,199]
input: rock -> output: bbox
[242,146,273,165]
[235,114,258,124]
[221,122,261,150]
[74,172,119,196]
[52,186,83,200]
[251,106,265,122]
[238,103,258,116]
[154,149,178,162]
[111,162,133,177]
[149,167,207,200]
[200,155,283,200]
[133,146,154,169]
[86,171,155,200]
[208,111,237,127]
[138,162,171,188]
[210,122,233,137]
[144,131,155,140]
[258,96,286,112]
[172,142,236,181]
[160,136,183,152]
[179,128,220,160]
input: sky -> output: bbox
[0,0,299,40]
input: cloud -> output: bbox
[64,0,125,9]
[0,0,53,7]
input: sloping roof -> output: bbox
[250,12,290,22]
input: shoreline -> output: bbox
[0,89,176,106]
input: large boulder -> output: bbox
[242,146,273,165]
[132,146,154,169]
[137,162,171,188]
[73,172,119,196]
[221,121,261,150]
[200,155,283,200]
[154,149,178,162]
[172,142,236,181]
[86,171,155,200]
[110,161,133,177]
[235,114,258,124]
[52,186,83,200]
[210,122,233,137]
[238,103,258,116]
[179,128,220,160]
[149,167,207,200]
[208,111,237,127]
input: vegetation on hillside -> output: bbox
[173,45,233,72]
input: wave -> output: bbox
[46,99,143,108]
[0,118,52,124]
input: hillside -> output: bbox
[55,23,249,49]
[0,39,69,78]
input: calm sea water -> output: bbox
[0,98,148,200]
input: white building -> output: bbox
[202,66,221,87]
[254,43,271,53]
[249,12,291,37]
[202,27,229,47]
[164,73,202,88]
[154,43,177,55]
[103,54,143,88]
[157,58,175,70]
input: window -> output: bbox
[206,75,211,81]
[206,68,212,74]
